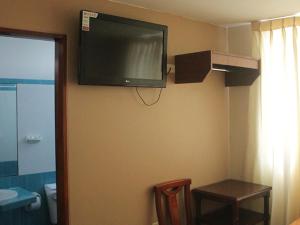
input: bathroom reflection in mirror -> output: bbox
[0,35,57,225]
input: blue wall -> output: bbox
[0,172,56,225]
[0,35,56,225]
[0,86,18,172]
[0,161,18,177]
[0,80,56,225]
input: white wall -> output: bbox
[17,84,55,175]
[0,87,17,162]
[0,35,55,80]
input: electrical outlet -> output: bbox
[167,64,175,74]
[152,222,159,225]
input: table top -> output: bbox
[193,179,272,202]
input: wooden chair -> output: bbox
[154,179,192,225]
[290,218,300,225]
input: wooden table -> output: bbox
[192,179,272,225]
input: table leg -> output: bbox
[195,196,202,224]
[232,202,239,225]
[264,193,270,225]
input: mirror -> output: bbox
[0,84,18,177]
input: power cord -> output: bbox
[136,87,163,106]
[135,67,172,106]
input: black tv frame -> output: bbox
[78,10,168,88]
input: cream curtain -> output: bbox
[244,18,300,225]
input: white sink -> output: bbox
[0,189,18,202]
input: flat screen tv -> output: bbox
[79,10,168,87]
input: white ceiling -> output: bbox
[110,0,300,26]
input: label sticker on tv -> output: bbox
[82,11,98,31]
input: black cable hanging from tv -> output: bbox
[136,67,171,106]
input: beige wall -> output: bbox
[228,25,252,56]
[228,25,253,179]
[0,1,230,225]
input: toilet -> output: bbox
[45,183,57,224]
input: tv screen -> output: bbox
[79,10,168,87]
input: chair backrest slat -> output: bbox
[154,179,192,225]
[167,192,181,225]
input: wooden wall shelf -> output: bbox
[175,50,260,86]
